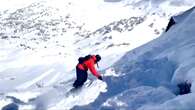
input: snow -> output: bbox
[0,0,37,11]
[102,86,175,110]
[0,99,12,110]
[104,67,119,77]
[138,93,195,110]
[50,80,107,110]
[98,6,195,110]
[16,69,55,90]
[1,0,195,110]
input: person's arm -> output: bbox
[88,62,101,78]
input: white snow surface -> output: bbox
[1,0,195,110]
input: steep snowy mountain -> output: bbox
[72,6,195,110]
[0,0,192,68]
[102,6,195,110]
[1,0,195,110]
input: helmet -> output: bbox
[95,54,101,62]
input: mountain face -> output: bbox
[0,0,193,67]
[1,0,195,110]
[73,6,195,110]
[1,0,191,54]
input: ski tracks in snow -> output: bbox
[16,69,55,90]
[49,80,107,110]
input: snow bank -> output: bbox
[102,86,175,110]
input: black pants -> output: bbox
[73,66,88,88]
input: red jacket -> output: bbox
[77,55,100,78]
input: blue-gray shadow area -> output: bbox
[2,103,19,110]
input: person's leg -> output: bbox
[73,67,88,88]
[81,70,88,85]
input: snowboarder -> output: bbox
[73,54,103,88]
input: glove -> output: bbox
[98,76,103,80]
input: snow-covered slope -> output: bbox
[1,0,195,110]
[73,6,195,110]
[0,0,192,68]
